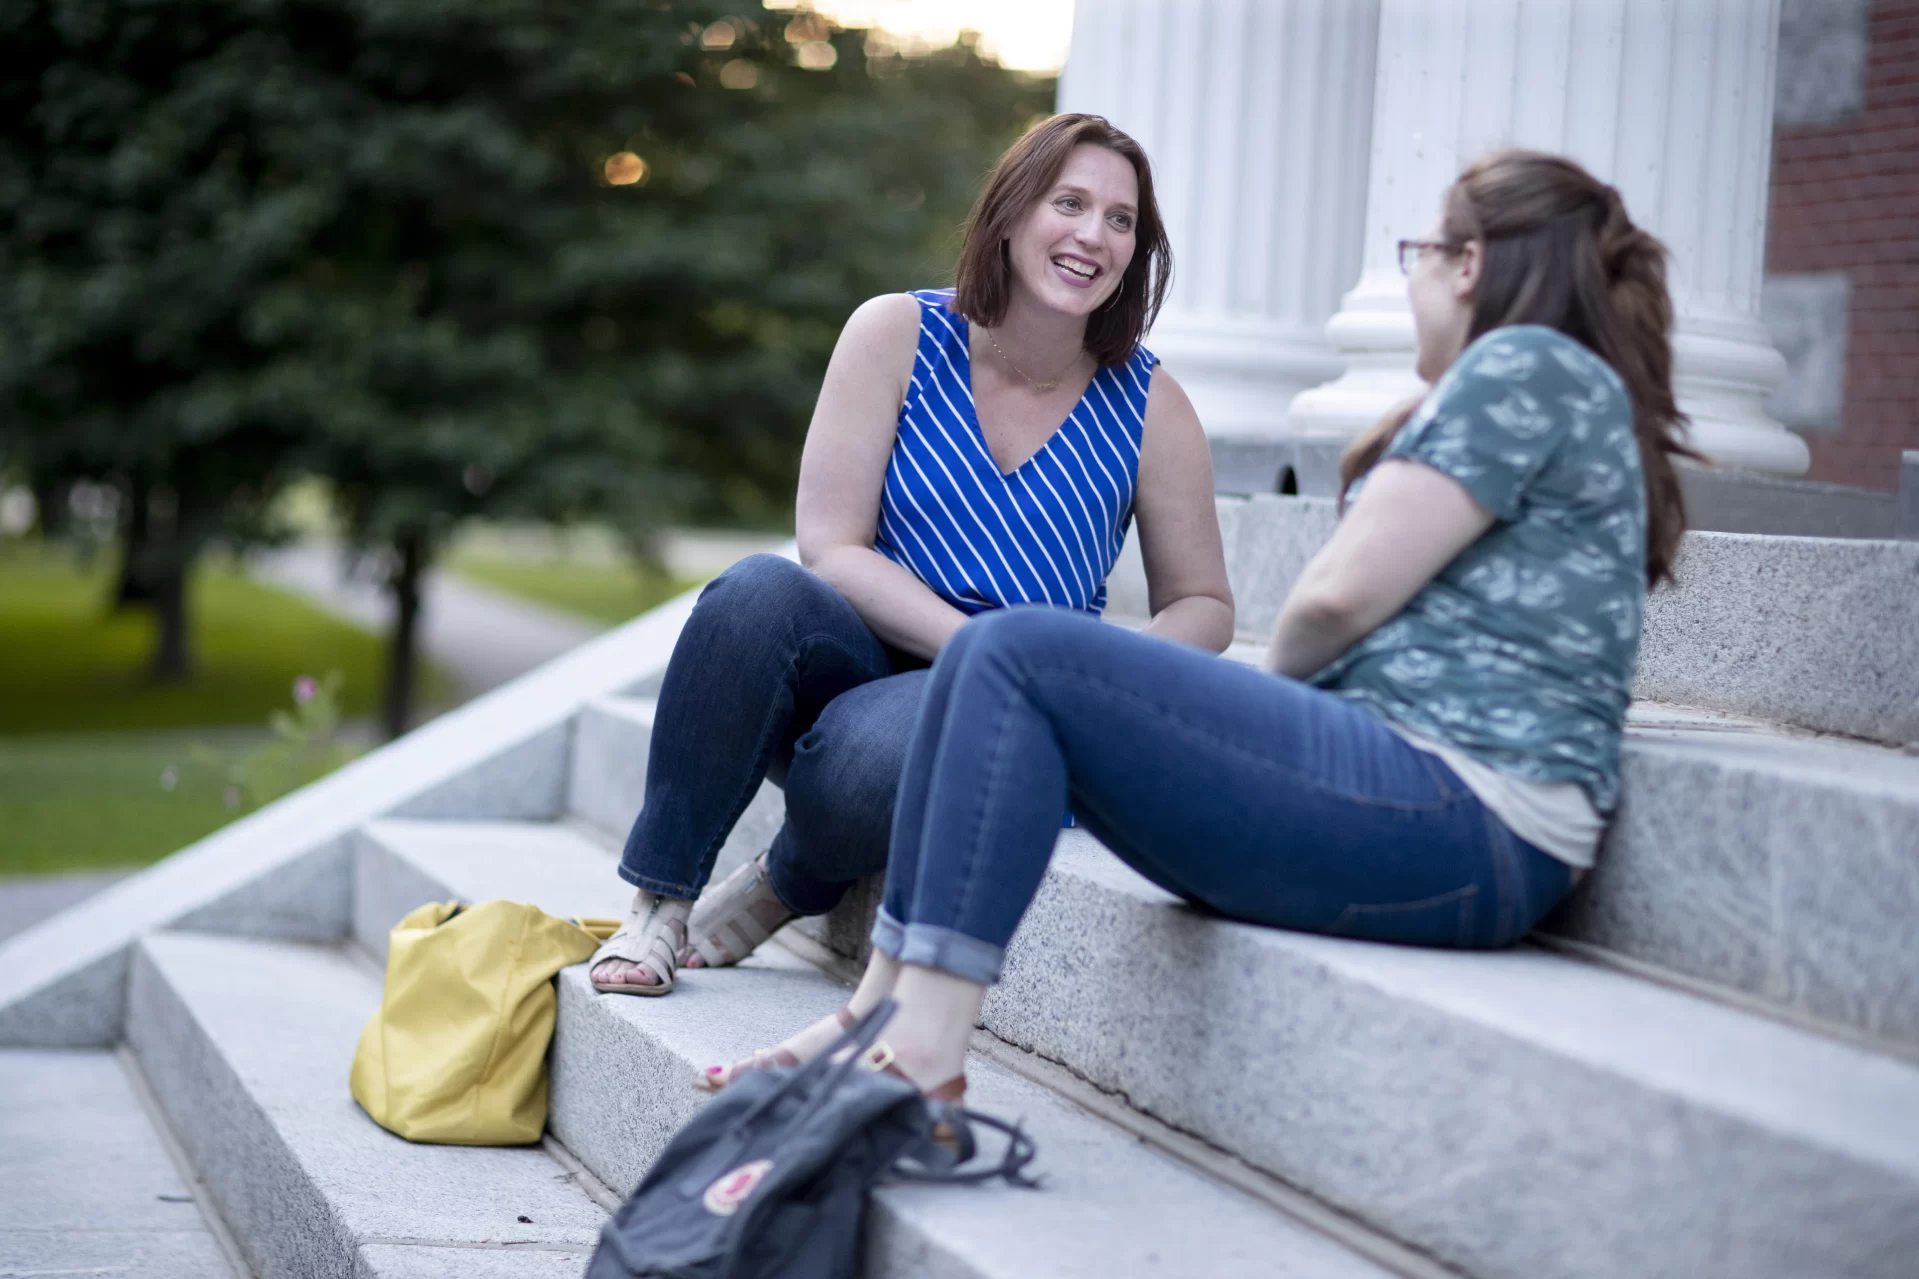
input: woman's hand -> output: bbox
[795,295,974,661]
[1264,459,1494,679]
[1132,368,1234,652]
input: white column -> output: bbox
[1288,0,1808,476]
[1058,0,1379,447]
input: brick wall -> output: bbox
[1767,0,1919,491]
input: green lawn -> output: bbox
[0,728,272,875]
[0,541,445,734]
[0,541,436,874]
[444,548,700,626]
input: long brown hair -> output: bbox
[1339,149,1698,585]
[951,113,1172,368]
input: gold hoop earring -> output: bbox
[1103,275,1127,310]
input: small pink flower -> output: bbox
[293,675,319,705]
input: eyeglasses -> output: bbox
[1397,238,1461,275]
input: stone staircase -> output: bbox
[3,495,1917,1278]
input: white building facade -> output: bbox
[1060,0,1810,485]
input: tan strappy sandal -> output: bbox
[682,855,795,970]
[589,891,688,997]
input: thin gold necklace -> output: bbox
[985,328,1075,394]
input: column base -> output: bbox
[1148,317,1345,442]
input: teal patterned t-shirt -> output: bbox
[1313,324,1647,812]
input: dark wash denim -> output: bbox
[872,607,1576,985]
[618,554,926,915]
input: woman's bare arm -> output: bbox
[1264,459,1495,679]
[1131,368,1234,652]
[795,294,974,661]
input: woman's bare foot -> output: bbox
[697,951,901,1089]
[589,889,692,994]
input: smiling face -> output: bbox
[1407,199,1482,382]
[1003,143,1139,319]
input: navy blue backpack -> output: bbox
[586,1001,1038,1279]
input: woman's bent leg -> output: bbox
[880,608,1574,984]
[761,670,930,916]
[617,554,894,898]
[599,555,893,991]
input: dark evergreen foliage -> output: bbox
[0,0,1050,729]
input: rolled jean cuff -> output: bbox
[869,907,907,960]
[880,916,1006,986]
[616,864,699,900]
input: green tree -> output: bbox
[1,0,1050,735]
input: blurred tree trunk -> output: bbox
[146,562,191,681]
[113,476,153,607]
[382,530,427,740]
[114,475,194,681]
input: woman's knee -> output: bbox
[695,554,847,630]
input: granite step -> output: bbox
[125,931,607,1279]
[351,817,1405,1279]
[354,815,1919,1279]
[0,1048,241,1278]
[1548,702,1919,1054]
[987,832,1919,1279]
[564,687,1919,1054]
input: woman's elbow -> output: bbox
[1287,584,1369,636]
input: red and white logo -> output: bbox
[702,1159,774,1217]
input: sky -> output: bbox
[765,0,1076,73]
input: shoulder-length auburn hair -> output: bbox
[950,113,1172,369]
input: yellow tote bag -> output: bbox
[350,900,618,1146]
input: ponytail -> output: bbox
[1591,185,1696,585]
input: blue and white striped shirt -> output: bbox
[876,289,1156,617]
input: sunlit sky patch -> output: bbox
[763,0,1075,73]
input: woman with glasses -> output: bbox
[587,114,1233,997]
[703,149,1694,1103]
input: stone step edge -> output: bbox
[127,932,609,1279]
[112,1043,251,1279]
[1533,932,1919,1070]
[772,926,1462,1279]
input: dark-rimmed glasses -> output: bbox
[1397,238,1461,275]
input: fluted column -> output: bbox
[1288,0,1808,476]
[1058,0,1379,457]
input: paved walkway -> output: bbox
[0,1050,239,1278]
[251,544,607,701]
[0,870,132,947]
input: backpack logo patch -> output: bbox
[703,1159,773,1216]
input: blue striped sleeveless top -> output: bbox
[875,289,1157,617]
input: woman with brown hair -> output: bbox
[587,114,1233,995]
[702,149,1694,1101]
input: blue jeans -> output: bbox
[871,607,1577,985]
[617,555,924,915]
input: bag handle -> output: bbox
[893,1107,1041,1188]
